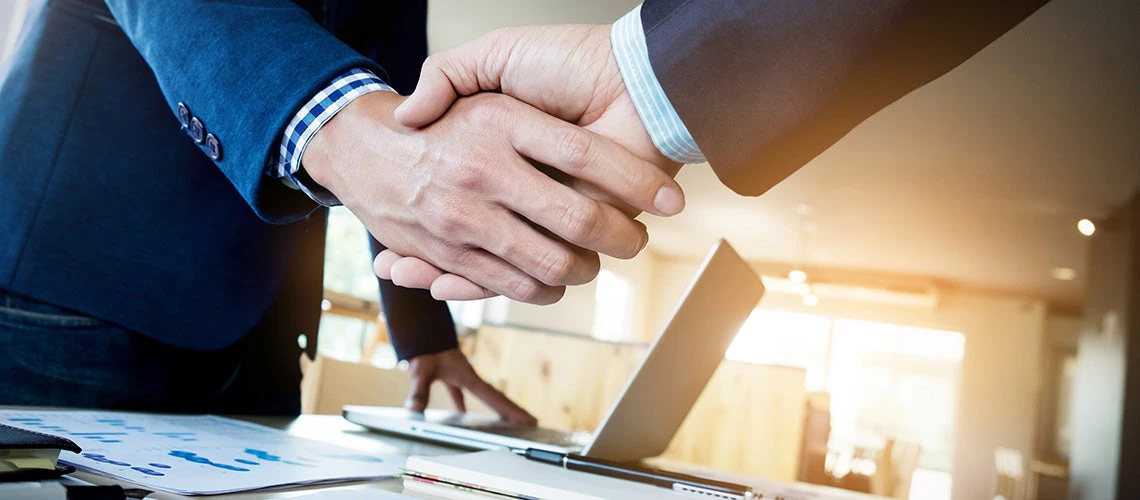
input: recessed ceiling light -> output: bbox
[1078,219,1096,236]
[1050,267,1078,281]
[796,203,814,216]
[788,269,807,284]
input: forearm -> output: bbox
[103,0,383,223]
[637,0,1049,196]
[370,238,459,361]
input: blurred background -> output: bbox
[3,1,1138,499]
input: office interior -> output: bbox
[2,0,1137,499]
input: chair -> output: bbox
[871,438,923,499]
[993,447,1026,500]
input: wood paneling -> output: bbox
[468,326,806,480]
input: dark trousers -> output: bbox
[0,290,304,415]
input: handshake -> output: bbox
[304,25,681,304]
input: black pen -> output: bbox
[515,448,755,500]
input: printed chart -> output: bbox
[0,410,402,495]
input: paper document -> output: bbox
[0,410,403,495]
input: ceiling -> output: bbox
[428,0,1140,308]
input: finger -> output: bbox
[499,166,650,260]
[462,375,537,426]
[478,211,600,287]
[373,250,402,280]
[434,246,566,305]
[405,372,432,414]
[510,109,686,217]
[395,33,505,128]
[390,256,446,289]
[447,384,467,413]
[431,273,498,301]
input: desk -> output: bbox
[62,414,885,500]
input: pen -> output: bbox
[515,448,755,500]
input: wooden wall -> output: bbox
[467,326,807,480]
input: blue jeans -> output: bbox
[0,290,301,415]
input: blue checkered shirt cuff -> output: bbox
[272,68,393,206]
[611,5,706,164]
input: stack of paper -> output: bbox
[402,449,698,500]
[0,410,403,495]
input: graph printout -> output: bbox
[0,410,402,495]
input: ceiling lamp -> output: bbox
[1050,267,1078,281]
[803,291,820,307]
[1077,219,1096,237]
[788,269,807,284]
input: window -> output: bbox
[827,319,964,473]
[592,269,632,341]
[724,309,964,499]
[725,309,831,390]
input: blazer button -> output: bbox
[205,133,223,161]
[189,117,205,144]
[177,102,191,128]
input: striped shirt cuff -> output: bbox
[611,4,706,164]
[272,68,393,206]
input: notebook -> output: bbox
[0,422,81,482]
[403,449,698,500]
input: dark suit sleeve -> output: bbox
[103,0,384,224]
[640,0,1049,196]
[369,238,459,361]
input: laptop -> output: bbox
[344,239,764,463]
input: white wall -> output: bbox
[651,255,1046,500]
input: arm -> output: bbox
[371,238,536,424]
[379,0,1050,299]
[103,0,382,223]
[639,0,1050,195]
[370,237,459,361]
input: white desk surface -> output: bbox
[60,414,884,500]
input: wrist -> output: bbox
[302,91,407,198]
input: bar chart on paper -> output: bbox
[0,410,402,495]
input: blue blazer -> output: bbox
[0,0,457,359]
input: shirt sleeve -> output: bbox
[610,4,706,165]
[270,68,394,206]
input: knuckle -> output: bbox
[560,199,601,244]
[436,212,470,235]
[454,158,489,191]
[556,129,594,171]
[537,247,576,286]
[508,276,544,303]
[468,94,511,124]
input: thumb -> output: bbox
[395,31,510,128]
[394,58,462,128]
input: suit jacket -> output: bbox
[0,0,456,359]
[641,0,1049,196]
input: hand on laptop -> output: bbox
[374,24,684,301]
[406,348,537,426]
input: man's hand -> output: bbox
[375,25,682,300]
[406,349,537,425]
[304,90,683,304]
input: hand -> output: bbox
[406,348,537,426]
[304,90,683,304]
[376,24,683,300]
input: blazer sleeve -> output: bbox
[103,0,384,223]
[369,237,459,361]
[639,0,1049,196]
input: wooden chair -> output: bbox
[871,439,922,499]
[993,447,1026,500]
